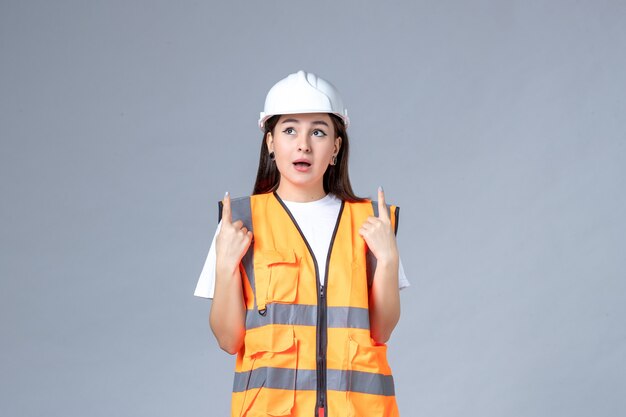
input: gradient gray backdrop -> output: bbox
[1,1,625,416]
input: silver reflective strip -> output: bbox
[367,201,380,286]
[231,197,253,231]
[327,306,370,329]
[332,369,395,396]
[366,249,377,287]
[233,368,313,392]
[245,304,370,330]
[371,199,391,219]
[229,197,256,308]
[233,367,394,396]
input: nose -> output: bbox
[296,134,311,152]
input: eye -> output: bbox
[312,129,327,137]
[282,127,296,135]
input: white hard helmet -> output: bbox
[258,70,349,131]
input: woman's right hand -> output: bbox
[215,192,254,274]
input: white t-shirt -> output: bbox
[194,193,410,299]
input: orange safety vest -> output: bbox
[220,192,400,417]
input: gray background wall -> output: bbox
[1,1,624,416]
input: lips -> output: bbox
[292,159,311,167]
[292,158,312,172]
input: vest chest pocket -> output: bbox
[240,326,298,417]
[254,249,300,312]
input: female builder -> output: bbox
[194,70,410,417]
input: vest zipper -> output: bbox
[272,192,344,417]
[317,282,326,417]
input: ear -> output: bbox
[266,132,274,152]
[334,136,342,155]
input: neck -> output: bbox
[276,182,326,202]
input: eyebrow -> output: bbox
[281,118,330,127]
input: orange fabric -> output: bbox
[230,193,400,417]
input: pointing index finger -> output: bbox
[222,191,232,224]
[377,186,389,219]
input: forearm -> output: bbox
[368,257,401,344]
[209,262,246,355]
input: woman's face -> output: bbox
[267,113,341,198]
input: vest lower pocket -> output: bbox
[240,326,298,417]
[345,333,394,417]
[347,333,391,375]
[254,249,300,312]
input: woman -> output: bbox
[194,70,409,417]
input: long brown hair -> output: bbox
[252,114,365,202]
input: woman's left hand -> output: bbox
[359,187,399,264]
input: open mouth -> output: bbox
[293,162,311,167]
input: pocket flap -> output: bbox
[257,249,297,266]
[245,325,295,357]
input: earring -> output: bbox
[269,151,275,161]
[330,154,337,166]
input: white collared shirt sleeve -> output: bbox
[398,258,410,290]
[193,221,222,299]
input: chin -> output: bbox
[282,175,322,188]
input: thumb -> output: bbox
[222,192,232,224]
[377,186,389,220]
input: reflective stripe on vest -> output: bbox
[233,368,395,396]
[221,192,400,417]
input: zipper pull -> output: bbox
[320,284,325,298]
[318,406,325,417]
